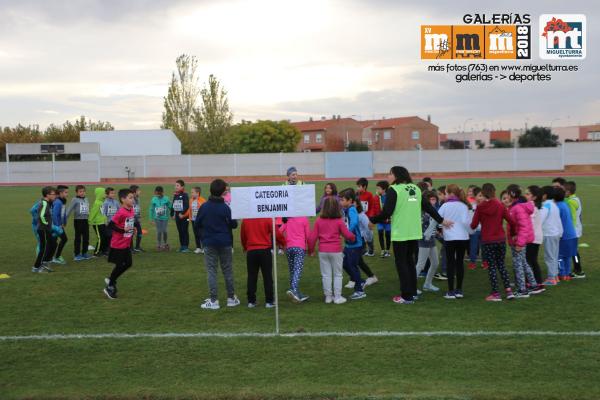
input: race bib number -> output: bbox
[134,204,140,215]
[173,199,183,212]
[155,205,166,217]
[79,202,89,215]
[191,202,199,220]
[108,205,117,217]
[361,201,369,213]
[124,217,135,238]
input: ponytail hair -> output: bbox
[507,184,526,203]
[527,185,543,209]
[389,166,412,184]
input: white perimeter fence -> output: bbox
[1,142,599,184]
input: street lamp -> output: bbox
[462,118,473,149]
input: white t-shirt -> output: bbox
[531,205,543,244]
[438,200,472,241]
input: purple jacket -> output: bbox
[508,200,534,247]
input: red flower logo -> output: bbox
[542,17,573,46]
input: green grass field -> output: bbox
[1,177,599,400]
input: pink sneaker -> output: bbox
[505,288,515,300]
[485,292,502,302]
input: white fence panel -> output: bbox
[469,148,514,171]
[236,153,281,176]
[145,155,188,178]
[564,142,600,165]
[54,161,99,182]
[421,149,466,172]
[373,151,419,174]
[8,162,53,183]
[100,156,144,179]
[516,147,563,171]
[190,155,236,177]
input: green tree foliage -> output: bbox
[196,74,233,154]
[161,54,202,153]
[230,120,301,153]
[518,126,559,148]
[346,141,369,151]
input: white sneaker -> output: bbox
[265,303,276,309]
[247,302,257,308]
[364,276,379,287]
[227,295,241,307]
[201,299,220,310]
[277,249,284,255]
[417,289,422,295]
[325,295,333,304]
[344,281,355,289]
[422,284,440,292]
[194,248,203,254]
[333,296,347,304]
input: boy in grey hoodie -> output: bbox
[102,187,119,251]
[66,184,92,260]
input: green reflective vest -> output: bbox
[390,183,423,241]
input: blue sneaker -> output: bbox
[178,247,191,253]
[444,291,456,299]
[298,292,310,302]
[350,291,366,300]
[74,255,84,261]
[82,253,94,260]
[454,289,464,299]
[286,289,301,303]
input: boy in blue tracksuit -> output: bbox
[51,185,69,264]
[194,179,239,310]
[553,187,577,280]
[339,188,366,300]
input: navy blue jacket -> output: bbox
[194,196,238,247]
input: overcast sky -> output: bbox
[0,0,597,133]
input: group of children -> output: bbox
[30,172,585,305]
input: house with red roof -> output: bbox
[291,116,439,152]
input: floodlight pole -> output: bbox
[272,217,280,335]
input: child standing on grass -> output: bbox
[433,185,448,281]
[89,187,107,257]
[241,218,286,308]
[32,186,57,273]
[506,184,544,298]
[340,188,366,300]
[308,197,356,304]
[553,187,577,281]
[103,189,136,299]
[467,186,482,270]
[51,185,69,264]
[316,183,340,214]
[130,185,144,252]
[185,186,207,254]
[149,186,172,251]
[172,179,190,253]
[195,179,240,310]
[415,190,441,293]
[540,186,562,286]
[356,198,378,286]
[565,181,585,278]
[66,184,91,261]
[438,184,472,300]
[470,183,515,302]
[102,187,119,253]
[280,216,311,303]
[525,185,544,285]
[375,181,392,258]
[356,178,379,257]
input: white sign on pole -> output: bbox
[230,185,316,220]
[230,184,316,335]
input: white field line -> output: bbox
[1,331,600,341]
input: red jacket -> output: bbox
[241,218,286,251]
[358,191,380,218]
[470,198,514,244]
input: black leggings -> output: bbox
[73,219,89,256]
[572,252,582,274]
[445,240,468,292]
[358,245,374,277]
[378,229,391,251]
[525,243,543,284]
[246,249,274,304]
[108,249,133,286]
[392,240,418,301]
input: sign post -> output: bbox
[231,184,316,335]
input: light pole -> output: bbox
[462,118,473,149]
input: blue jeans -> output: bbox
[469,231,481,263]
[343,247,364,292]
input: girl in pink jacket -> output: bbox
[308,197,356,304]
[506,185,544,298]
[280,216,310,303]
